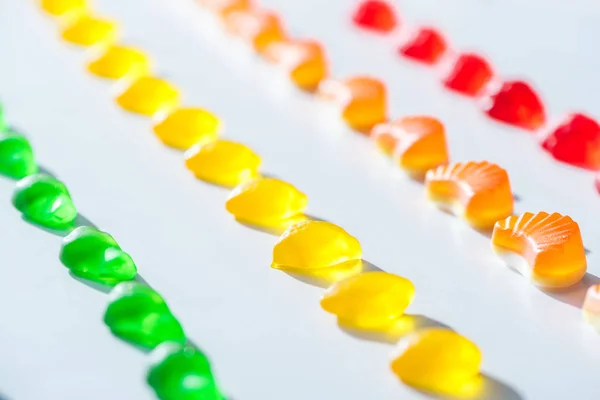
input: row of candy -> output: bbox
[352,0,600,189]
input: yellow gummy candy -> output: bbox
[153,107,220,150]
[321,272,415,330]
[391,328,482,394]
[61,15,117,47]
[87,45,150,79]
[116,76,180,116]
[226,177,308,228]
[41,0,86,17]
[184,140,261,187]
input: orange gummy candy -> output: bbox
[371,116,449,177]
[264,39,328,90]
[492,212,587,288]
[224,8,286,53]
[198,0,251,17]
[425,161,513,229]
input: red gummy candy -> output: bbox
[443,53,493,96]
[399,27,447,65]
[483,81,546,130]
[352,0,398,33]
[540,113,600,170]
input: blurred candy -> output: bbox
[0,104,7,132]
[61,15,117,47]
[154,107,220,150]
[264,39,328,90]
[583,285,600,331]
[425,161,513,229]
[87,45,150,79]
[399,27,447,65]
[116,76,180,116]
[0,131,38,179]
[492,212,587,288]
[443,53,493,96]
[40,0,86,17]
[224,9,286,53]
[184,140,261,187]
[352,0,398,33]
[483,80,546,130]
[199,0,251,17]
[596,172,600,194]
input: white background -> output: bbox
[1,0,600,399]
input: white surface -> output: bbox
[1,0,599,399]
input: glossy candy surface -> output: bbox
[492,212,587,288]
[61,15,117,47]
[40,0,86,17]
[264,39,328,90]
[483,80,546,130]
[224,9,286,53]
[116,76,180,116]
[87,45,150,79]
[443,53,493,96]
[0,131,38,179]
[154,107,220,150]
[399,27,447,65]
[583,285,600,331]
[352,0,398,33]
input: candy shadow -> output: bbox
[282,259,380,289]
[21,212,98,237]
[410,374,524,400]
[543,272,600,309]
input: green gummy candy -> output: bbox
[60,226,137,285]
[0,131,38,179]
[12,174,77,228]
[0,105,7,132]
[104,282,186,349]
[147,342,224,400]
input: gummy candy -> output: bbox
[371,116,449,178]
[153,107,220,150]
[224,9,287,53]
[391,328,482,394]
[0,104,7,132]
[540,113,600,170]
[425,161,513,229]
[40,0,86,17]
[0,131,38,179]
[443,53,493,97]
[583,285,600,331]
[226,177,307,228]
[482,80,546,131]
[61,15,117,47]
[12,174,77,229]
[184,140,261,187]
[399,27,447,65]
[264,39,328,90]
[87,45,150,80]
[116,76,180,116]
[104,282,186,349]
[352,0,398,33]
[60,226,137,285]
[321,271,414,330]
[199,0,251,17]
[147,342,224,400]
[318,76,387,131]
[492,212,587,288]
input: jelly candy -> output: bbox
[272,220,362,272]
[226,177,307,228]
[61,15,117,47]
[264,39,328,90]
[40,0,86,17]
[583,285,600,331]
[224,9,287,53]
[60,226,137,285]
[116,76,180,116]
[321,271,414,330]
[391,328,482,394]
[12,174,77,229]
[0,131,38,179]
[540,113,600,170]
[399,27,447,65]
[318,76,387,131]
[371,116,449,178]
[443,53,493,97]
[87,45,151,80]
[104,282,186,349]
[483,80,546,131]
[0,104,7,132]
[199,0,251,17]
[147,342,224,400]
[184,140,261,187]
[153,107,220,150]
[492,212,587,288]
[352,0,398,33]
[425,161,513,229]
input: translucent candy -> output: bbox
[61,15,117,47]
[116,76,180,116]
[147,342,224,400]
[352,0,398,33]
[583,285,600,331]
[60,226,137,285]
[199,0,251,17]
[224,9,287,53]
[321,272,415,330]
[371,116,449,178]
[154,107,220,150]
[443,53,493,97]
[264,39,328,90]
[12,174,77,229]
[87,45,150,80]
[483,80,546,131]
[399,27,447,65]
[40,0,86,17]
[318,76,387,131]
[425,161,513,229]
[104,282,186,349]
[391,328,482,394]
[0,131,38,179]
[540,113,600,170]
[0,104,7,132]
[185,140,261,187]
[492,212,587,288]
[226,177,307,228]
